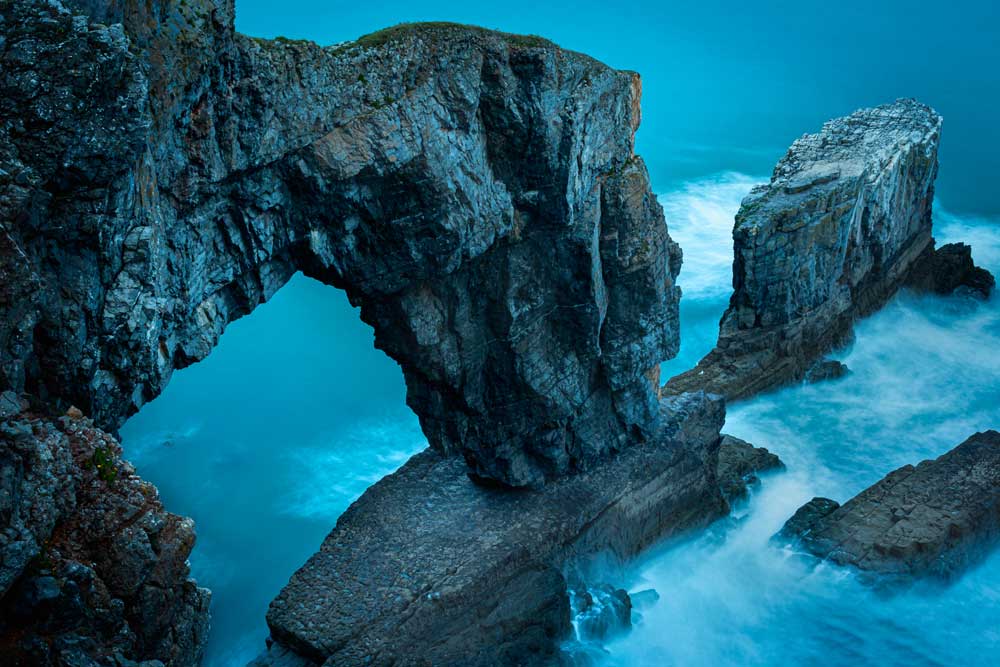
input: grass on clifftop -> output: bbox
[332,22,557,55]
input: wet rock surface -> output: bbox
[0,393,210,666]
[716,434,784,502]
[905,242,996,298]
[665,100,991,401]
[0,0,680,488]
[778,430,1000,583]
[569,585,631,641]
[259,393,728,667]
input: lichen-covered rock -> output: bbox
[777,431,1000,583]
[0,393,210,666]
[0,0,680,488]
[666,100,990,400]
[716,434,784,502]
[260,393,727,667]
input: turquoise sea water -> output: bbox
[119,2,1000,665]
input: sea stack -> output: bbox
[666,100,993,400]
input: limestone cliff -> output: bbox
[0,0,680,488]
[0,393,210,666]
[666,100,993,399]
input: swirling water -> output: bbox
[600,175,1000,667]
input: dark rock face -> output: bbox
[905,242,995,298]
[665,100,990,401]
[259,393,727,667]
[716,434,784,502]
[0,0,681,488]
[0,393,210,666]
[778,431,1000,583]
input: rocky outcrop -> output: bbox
[665,100,992,400]
[256,392,727,667]
[777,430,1000,583]
[0,0,681,488]
[905,242,995,298]
[0,393,210,665]
[716,434,784,502]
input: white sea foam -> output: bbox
[278,416,426,520]
[658,172,764,300]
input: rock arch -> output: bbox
[1,0,681,486]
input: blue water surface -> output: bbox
[119,2,1000,665]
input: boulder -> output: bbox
[777,431,1000,583]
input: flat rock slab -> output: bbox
[261,393,727,666]
[778,430,1000,583]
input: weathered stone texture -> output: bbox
[778,430,1000,583]
[261,393,727,667]
[666,100,990,400]
[0,393,210,666]
[1,0,681,488]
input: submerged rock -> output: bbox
[665,100,991,401]
[0,393,210,666]
[717,434,785,502]
[777,430,1000,583]
[0,0,681,489]
[259,393,728,666]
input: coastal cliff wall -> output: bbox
[1,0,680,488]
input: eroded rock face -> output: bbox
[0,393,210,666]
[0,0,680,487]
[716,434,784,502]
[778,431,1000,583]
[666,100,991,400]
[259,393,727,667]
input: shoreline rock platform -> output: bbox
[778,430,1000,584]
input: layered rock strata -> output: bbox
[256,393,727,667]
[0,393,210,666]
[778,430,1000,583]
[1,0,681,488]
[665,100,993,400]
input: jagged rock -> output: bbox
[259,393,728,667]
[717,434,784,502]
[0,0,681,488]
[905,242,995,298]
[665,100,991,400]
[776,497,841,540]
[804,359,850,384]
[570,584,631,641]
[777,431,1000,583]
[0,397,210,666]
